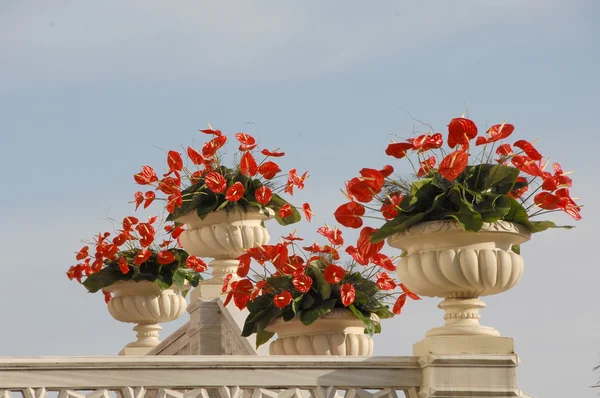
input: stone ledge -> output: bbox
[414,335,516,356]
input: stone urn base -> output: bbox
[266,310,373,356]
[104,281,187,356]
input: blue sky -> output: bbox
[1,1,599,397]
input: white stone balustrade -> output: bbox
[0,356,421,397]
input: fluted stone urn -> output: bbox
[104,281,187,356]
[266,310,374,356]
[175,208,273,299]
[388,220,530,341]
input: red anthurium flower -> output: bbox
[273,290,293,309]
[285,168,308,195]
[103,244,119,260]
[496,143,513,157]
[379,165,394,178]
[117,257,129,274]
[235,132,256,145]
[417,156,436,177]
[157,250,175,265]
[439,150,469,181]
[359,168,385,193]
[447,118,478,149]
[278,203,293,219]
[356,227,384,260]
[187,147,207,166]
[235,133,257,151]
[340,283,356,306]
[385,142,414,159]
[232,279,254,310]
[393,293,407,314]
[202,135,227,158]
[514,140,542,161]
[205,172,227,193]
[157,176,181,195]
[410,133,443,152]
[240,151,258,176]
[555,188,582,220]
[261,148,285,157]
[346,178,376,203]
[509,177,529,199]
[534,192,561,210]
[254,185,273,205]
[399,283,421,300]
[542,163,572,192]
[282,232,303,241]
[134,191,144,210]
[511,156,546,178]
[334,201,365,229]
[123,216,139,231]
[143,191,156,209]
[225,181,245,202]
[302,202,314,222]
[475,123,515,146]
[166,191,183,214]
[279,254,305,275]
[103,290,112,303]
[67,265,82,282]
[376,272,396,290]
[112,232,128,247]
[371,253,396,271]
[323,264,346,284]
[134,165,158,185]
[345,245,369,265]
[317,225,344,246]
[250,280,268,300]
[199,128,223,136]
[186,256,207,272]
[258,161,281,179]
[292,274,313,293]
[133,248,152,265]
[303,243,323,253]
[76,246,89,261]
[264,243,289,269]
[166,150,183,175]
[380,192,404,220]
[236,253,252,277]
[222,274,233,293]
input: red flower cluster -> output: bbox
[132,127,311,222]
[335,117,582,230]
[67,214,206,302]
[222,225,420,315]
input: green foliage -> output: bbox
[241,260,389,348]
[371,164,573,243]
[82,248,202,295]
[166,166,299,226]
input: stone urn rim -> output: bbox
[266,309,374,337]
[174,207,275,228]
[103,279,189,296]
[387,220,531,251]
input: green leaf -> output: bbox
[309,264,331,300]
[447,186,483,232]
[511,244,520,255]
[269,193,302,225]
[474,193,512,223]
[265,275,292,290]
[465,164,519,194]
[255,331,275,348]
[300,298,337,326]
[408,178,443,211]
[372,306,395,319]
[348,304,376,335]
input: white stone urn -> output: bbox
[387,220,530,337]
[105,281,187,355]
[266,310,374,356]
[175,208,273,299]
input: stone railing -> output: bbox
[0,356,421,398]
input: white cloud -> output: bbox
[0,0,578,92]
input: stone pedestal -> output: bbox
[417,353,522,398]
